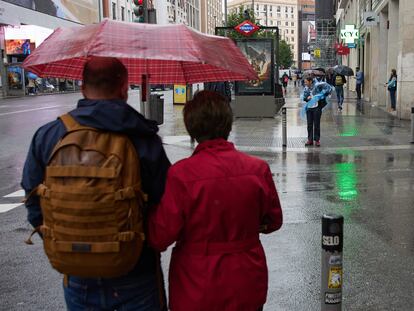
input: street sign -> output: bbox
[234,20,260,36]
[314,49,321,58]
[336,44,350,55]
[340,25,359,44]
[363,11,378,26]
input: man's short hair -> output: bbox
[183,90,233,142]
[82,57,128,95]
[356,66,360,70]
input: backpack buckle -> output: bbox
[36,184,50,198]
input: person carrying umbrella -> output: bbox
[21,57,170,311]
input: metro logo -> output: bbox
[234,20,260,36]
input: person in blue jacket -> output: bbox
[21,56,170,311]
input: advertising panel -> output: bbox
[235,39,274,96]
[301,20,316,60]
[4,0,99,24]
[5,39,35,55]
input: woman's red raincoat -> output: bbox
[148,139,283,311]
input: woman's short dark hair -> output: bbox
[183,90,233,142]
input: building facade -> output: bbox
[109,0,135,22]
[201,0,223,34]
[298,0,315,69]
[336,0,414,119]
[154,0,200,30]
[228,0,299,66]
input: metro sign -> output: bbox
[234,20,260,36]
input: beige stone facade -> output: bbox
[229,0,299,66]
[336,0,414,119]
[201,0,223,34]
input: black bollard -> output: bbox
[282,107,287,148]
[321,214,344,310]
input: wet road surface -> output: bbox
[0,88,413,310]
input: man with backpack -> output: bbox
[334,73,346,111]
[21,56,170,310]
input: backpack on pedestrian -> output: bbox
[335,75,344,86]
[26,113,147,278]
[283,75,289,83]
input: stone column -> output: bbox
[397,0,414,119]
[378,10,389,107]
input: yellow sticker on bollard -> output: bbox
[328,267,342,289]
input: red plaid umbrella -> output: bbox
[22,19,257,84]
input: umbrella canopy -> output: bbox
[26,72,38,80]
[333,65,354,76]
[303,69,325,77]
[22,19,257,84]
[311,67,326,73]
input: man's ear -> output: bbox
[81,83,88,99]
[120,80,129,101]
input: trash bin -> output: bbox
[149,93,164,125]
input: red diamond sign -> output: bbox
[234,20,260,36]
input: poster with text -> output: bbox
[235,39,274,96]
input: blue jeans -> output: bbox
[389,89,396,110]
[335,86,344,107]
[64,274,164,311]
[306,106,322,142]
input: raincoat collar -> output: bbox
[193,138,235,155]
[72,98,159,136]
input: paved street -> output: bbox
[1,88,414,310]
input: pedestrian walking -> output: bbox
[355,66,364,100]
[281,72,289,95]
[148,90,283,311]
[334,73,346,111]
[204,81,231,103]
[303,77,328,147]
[21,57,170,311]
[385,69,397,112]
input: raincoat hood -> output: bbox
[71,98,159,137]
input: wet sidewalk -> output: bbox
[159,86,413,156]
[153,86,414,311]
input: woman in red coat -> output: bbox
[148,91,283,311]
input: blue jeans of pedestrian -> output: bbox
[335,86,344,108]
[389,89,396,110]
[63,274,163,311]
[306,106,322,142]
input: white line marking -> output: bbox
[0,204,23,213]
[0,105,73,117]
[4,190,25,198]
[162,136,191,145]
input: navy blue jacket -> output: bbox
[21,98,171,275]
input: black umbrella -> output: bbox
[334,65,354,76]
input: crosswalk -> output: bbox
[0,190,25,213]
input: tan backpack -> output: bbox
[33,113,146,278]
